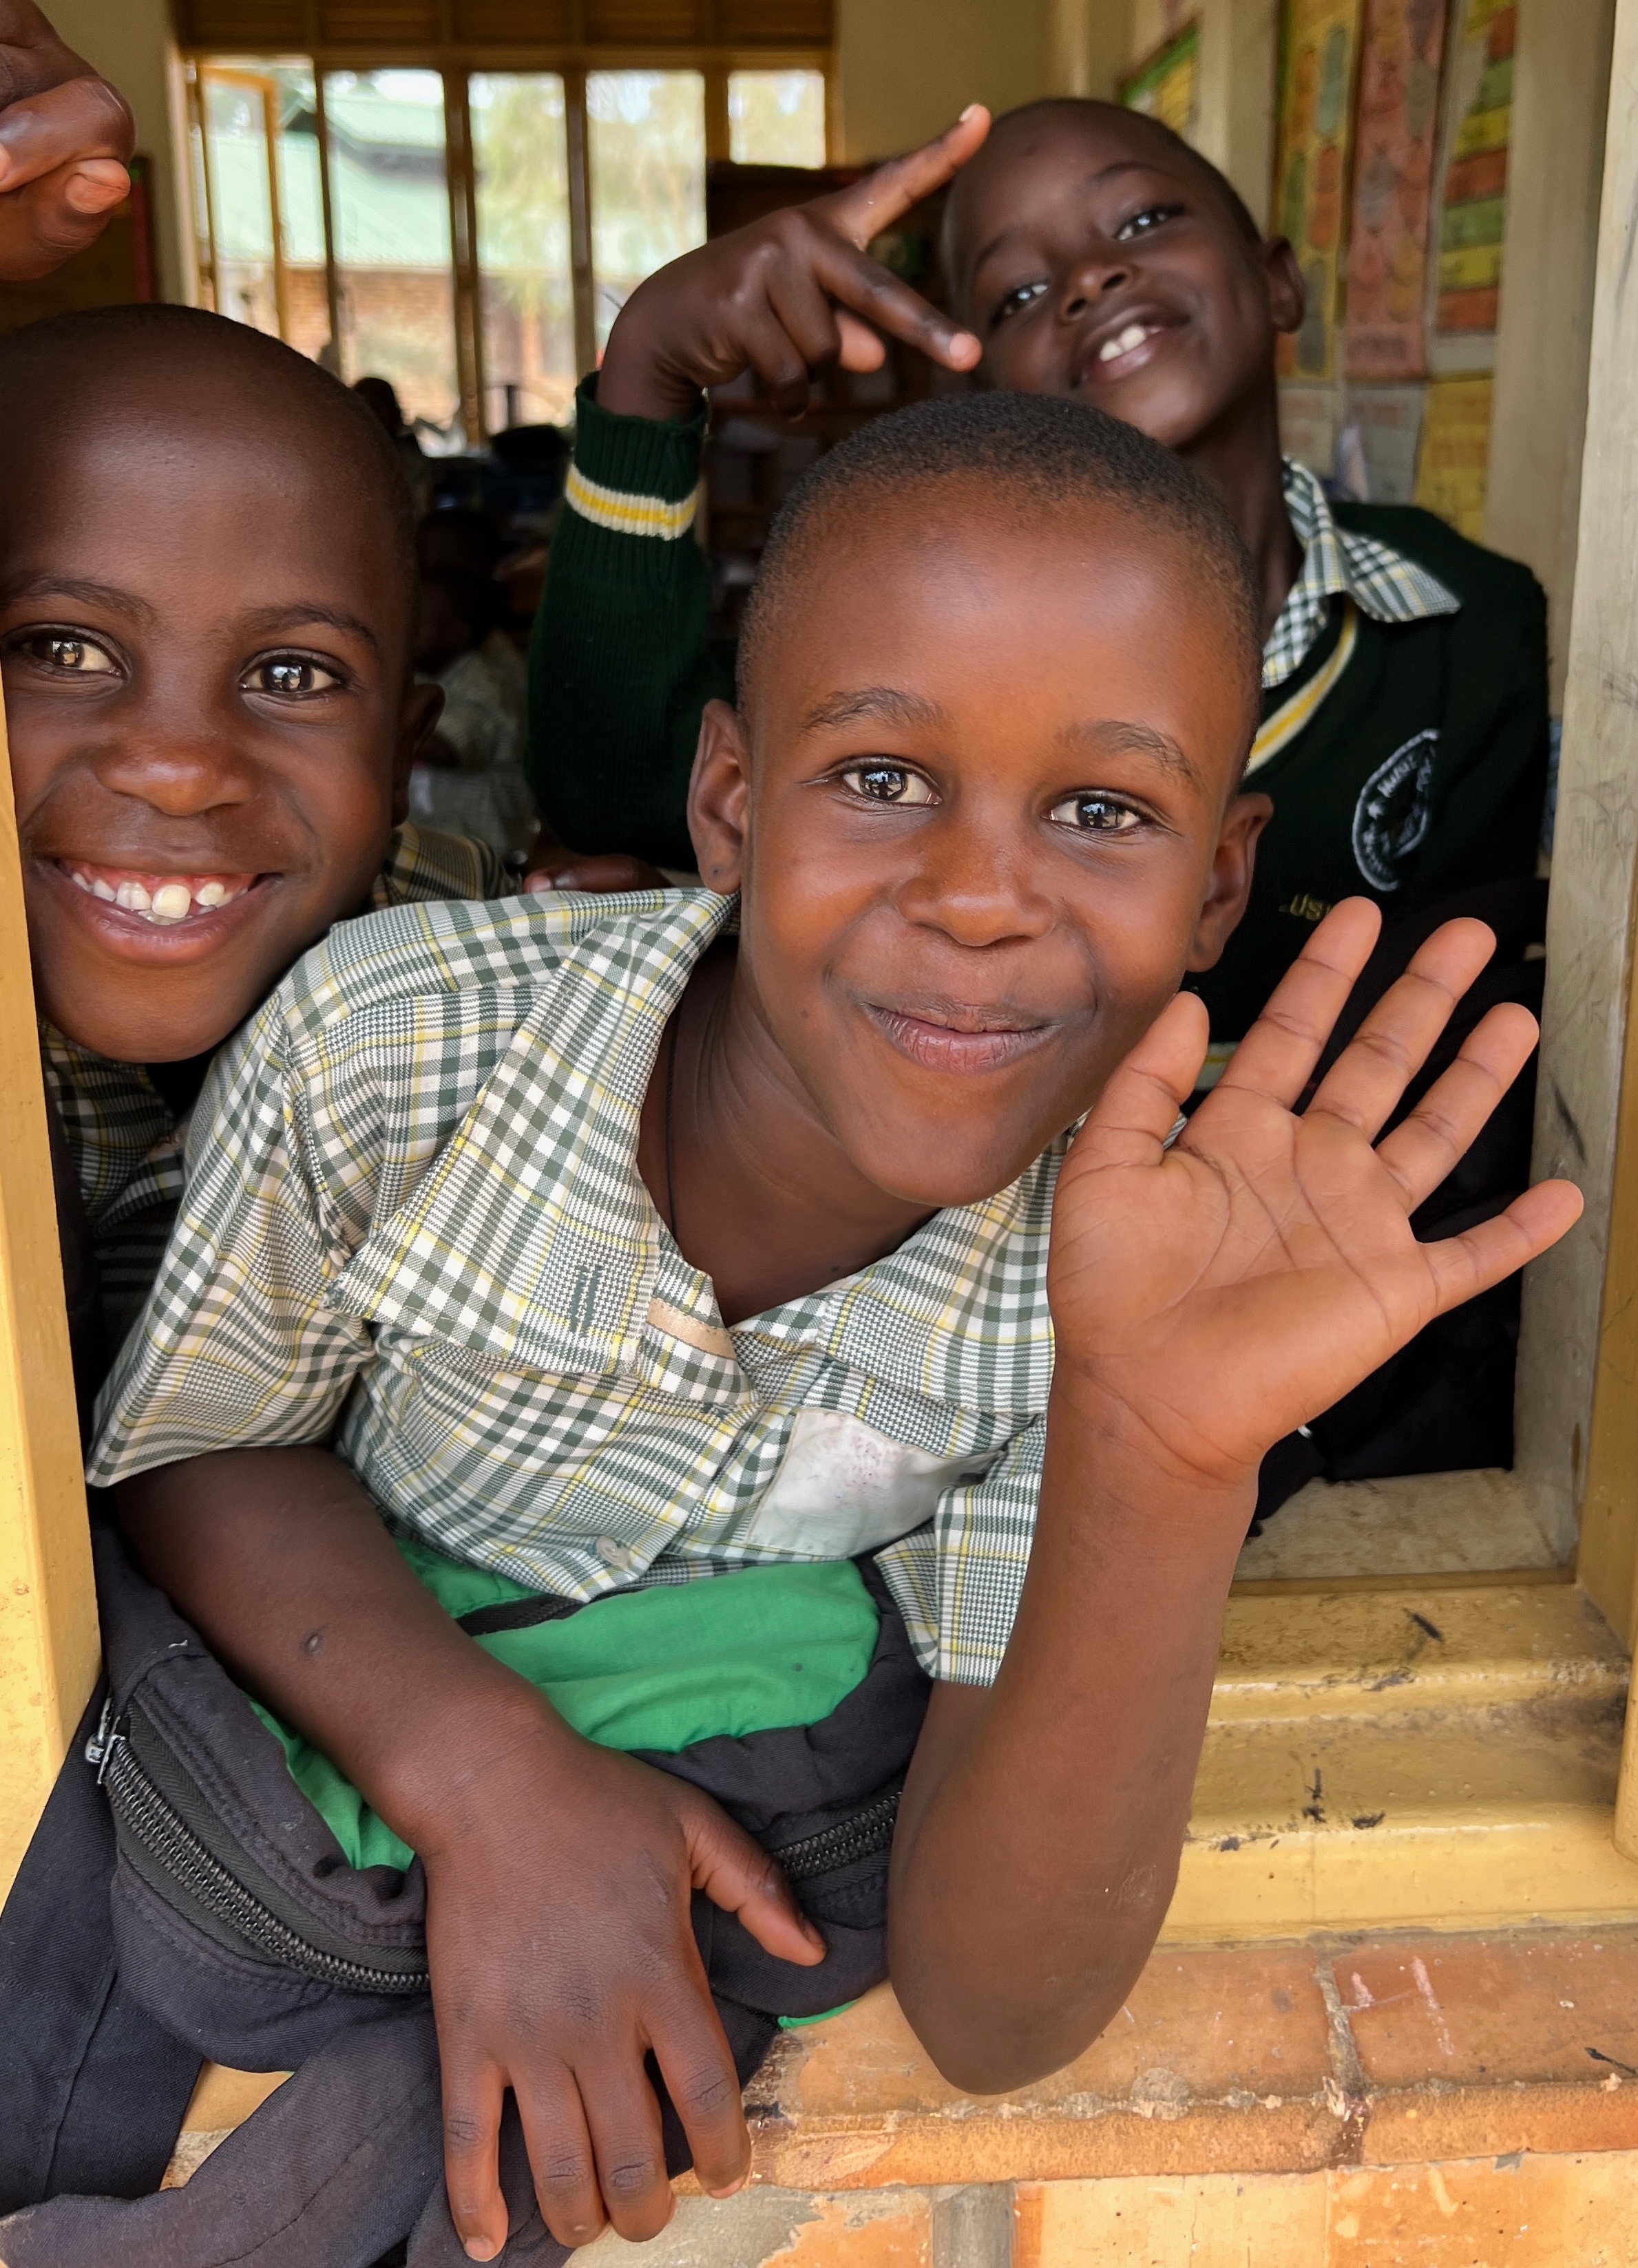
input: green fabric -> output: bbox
[249,1545,879,1874]
[525,407,1547,1041]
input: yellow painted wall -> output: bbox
[834,0,1061,162]
[42,0,189,305]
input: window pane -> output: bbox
[199,72,277,333]
[193,62,326,357]
[727,71,827,169]
[587,71,705,352]
[470,74,575,430]
[323,68,459,437]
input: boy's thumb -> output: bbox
[690,1814,827,1967]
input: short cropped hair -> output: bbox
[737,389,1263,714]
[989,98,1263,246]
[0,304,417,608]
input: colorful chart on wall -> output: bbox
[1343,0,1447,378]
[1121,24,1201,141]
[1274,0,1365,380]
[1430,0,1512,353]
[1413,372,1491,536]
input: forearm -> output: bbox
[525,376,728,870]
[116,1447,564,1848]
[888,1377,1250,2092]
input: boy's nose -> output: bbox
[897,822,1053,948]
[96,732,255,816]
[1062,248,1133,320]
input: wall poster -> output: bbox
[1343,0,1446,378]
[1274,0,1365,381]
[1120,25,1201,142]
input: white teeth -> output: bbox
[91,878,116,901]
[115,880,151,913]
[1100,321,1154,363]
[70,869,92,893]
[149,882,193,923]
[193,881,229,909]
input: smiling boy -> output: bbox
[65,395,1575,2266]
[0,306,511,1344]
[527,103,1547,1051]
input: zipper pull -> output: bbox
[84,1699,126,1784]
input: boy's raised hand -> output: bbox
[0,2,134,282]
[598,107,990,423]
[1048,902,1581,1487]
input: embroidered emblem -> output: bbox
[1352,730,1438,891]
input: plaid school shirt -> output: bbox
[1262,459,1458,691]
[44,825,510,1345]
[88,887,1060,1688]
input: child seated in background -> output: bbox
[54,394,1574,2265]
[527,99,1548,1041]
[410,554,540,865]
[1,306,514,1361]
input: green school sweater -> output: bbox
[527,379,1548,1040]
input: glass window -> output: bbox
[727,70,827,168]
[195,69,280,335]
[470,73,576,431]
[322,68,459,438]
[587,70,706,352]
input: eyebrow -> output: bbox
[240,603,381,653]
[0,572,158,628]
[1059,717,1203,788]
[967,161,1189,277]
[802,686,947,734]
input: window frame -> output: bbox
[181,43,832,441]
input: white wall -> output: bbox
[44,0,189,304]
[834,0,1059,162]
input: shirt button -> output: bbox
[596,1536,632,1569]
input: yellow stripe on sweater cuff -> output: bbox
[565,463,699,539]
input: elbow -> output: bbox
[896,1972,1144,2101]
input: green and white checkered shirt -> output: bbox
[88,887,1058,1686]
[1263,459,1460,692]
[45,825,511,1344]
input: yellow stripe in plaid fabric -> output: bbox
[1246,602,1360,778]
[566,464,698,540]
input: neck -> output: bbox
[638,944,932,1328]
[1174,377,1301,646]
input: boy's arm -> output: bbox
[887,904,1579,2092]
[0,1,132,279]
[525,113,988,871]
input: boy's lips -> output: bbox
[865,999,1051,1075]
[1076,310,1183,388]
[50,858,266,934]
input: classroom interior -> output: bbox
[5,0,1638,2255]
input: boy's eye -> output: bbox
[839,763,938,807]
[14,631,119,676]
[246,655,344,699]
[1049,793,1142,835]
[992,279,1049,326]
[1114,203,1186,242]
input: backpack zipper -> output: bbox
[768,1787,900,1882]
[88,1705,428,1997]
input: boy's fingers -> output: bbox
[810,231,980,370]
[1217,899,1383,1108]
[516,2072,608,2251]
[835,308,889,371]
[765,261,846,384]
[1076,992,1209,1171]
[1303,918,1498,1143]
[1422,1178,1582,1315]
[1372,1001,1540,1211]
[0,72,134,190]
[440,2057,509,2262]
[739,305,824,417]
[649,1998,755,2201]
[690,1811,826,1967]
[578,2054,676,2243]
[826,106,991,245]
[0,153,126,277]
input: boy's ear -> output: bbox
[1260,238,1305,338]
[1184,789,1272,973]
[687,698,752,895]
[391,682,444,825]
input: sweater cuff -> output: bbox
[569,372,706,527]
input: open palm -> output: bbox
[1049,902,1582,1487]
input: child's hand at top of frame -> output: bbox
[1047,901,1580,1494]
[598,107,991,425]
[0,1,134,282]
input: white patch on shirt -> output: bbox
[739,1408,1001,1558]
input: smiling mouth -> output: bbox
[1082,316,1179,380]
[866,1001,1051,1074]
[59,860,262,927]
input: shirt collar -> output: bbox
[328,889,1056,1414]
[1263,458,1461,691]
